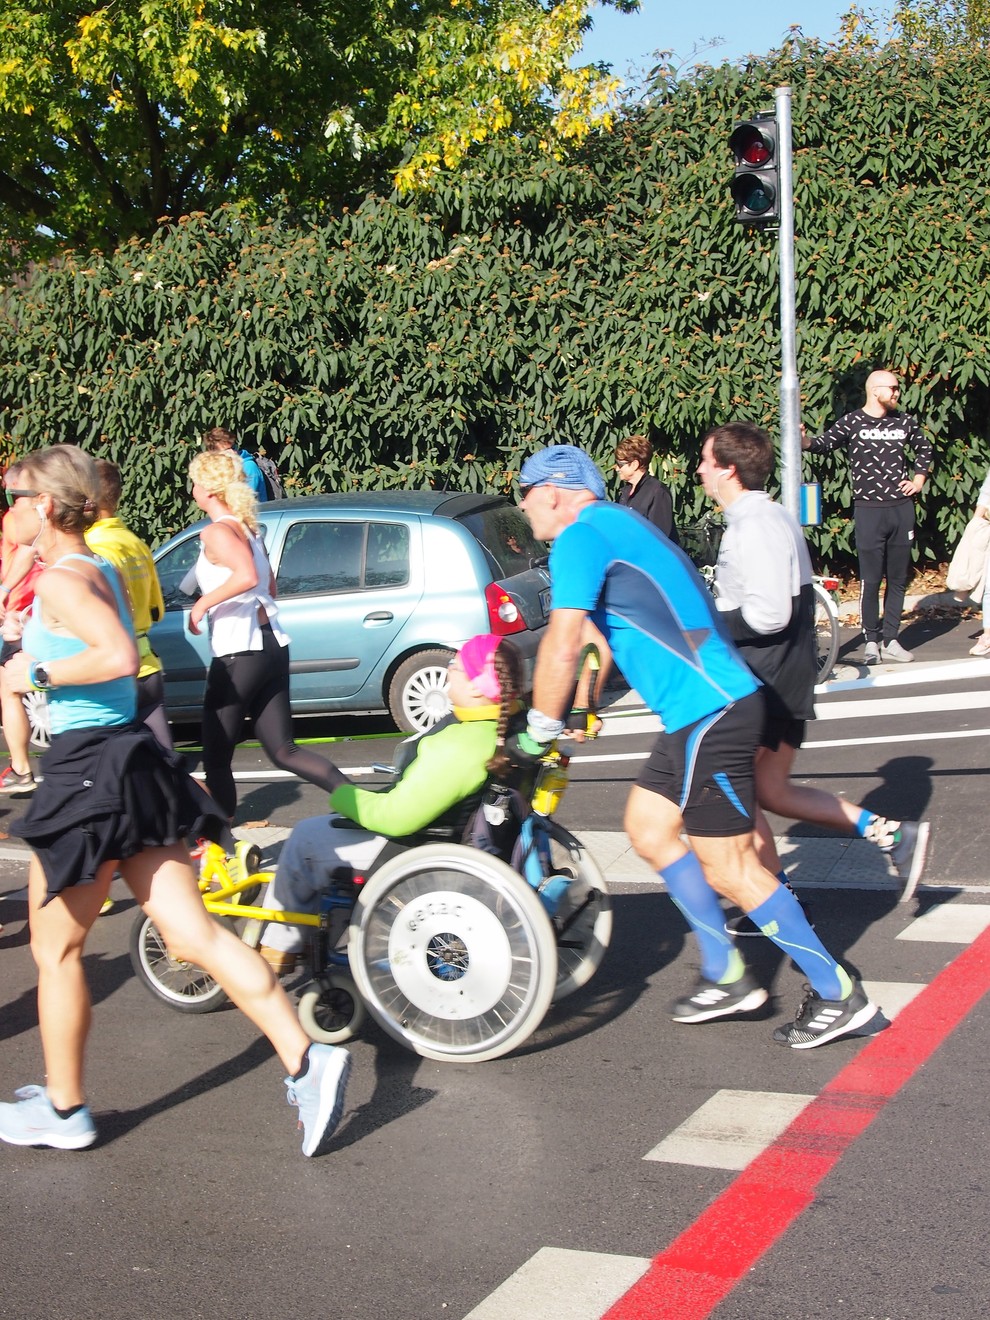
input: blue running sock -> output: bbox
[747,885,851,1000]
[661,852,738,983]
[853,808,876,838]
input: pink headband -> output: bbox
[458,633,502,702]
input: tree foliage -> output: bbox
[893,0,990,52]
[1,37,988,570]
[0,0,627,266]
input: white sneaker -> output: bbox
[881,639,914,663]
[863,641,881,665]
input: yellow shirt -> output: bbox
[85,517,166,679]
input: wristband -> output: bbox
[526,708,565,745]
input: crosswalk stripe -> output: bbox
[643,1090,815,1171]
[461,1247,649,1320]
[896,902,990,943]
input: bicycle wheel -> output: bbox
[349,843,558,1063]
[129,912,231,1013]
[813,581,840,680]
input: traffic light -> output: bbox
[729,113,779,226]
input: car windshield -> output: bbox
[456,504,547,577]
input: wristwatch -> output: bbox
[30,661,51,690]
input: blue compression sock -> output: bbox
[661,852,740,984]
[747,885,851,1000]
[853,808,876,838]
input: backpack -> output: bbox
[256,454,284,501]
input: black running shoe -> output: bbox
[773,979,878,1049]
[671,970,768,1024]
[887,821,930,904]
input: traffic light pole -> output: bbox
[775,84,801,522]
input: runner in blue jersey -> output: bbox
[518,444,878,1050]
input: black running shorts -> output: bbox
[636,689,765,837]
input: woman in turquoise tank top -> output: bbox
[0,445,352,1158]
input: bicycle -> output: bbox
[682,509,841,681]
[129,655,613,1064]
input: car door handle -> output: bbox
[364,611,394,624]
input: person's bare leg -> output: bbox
[1,663,33,777]
[28,856,112,1108]
[122,844,311,1075]
[755,742,863,834]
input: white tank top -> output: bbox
[185,517,290,656]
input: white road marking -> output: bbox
[896,903,990,943]
[644,1089,815,1171]
[461,1246,649,1320]
[815,690,990,721]
[861,981,926,1020]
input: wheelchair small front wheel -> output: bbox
[129,913,231,1013]
[541,830,613,1002]
[297,973,366,1045]
[349,843,558,1063]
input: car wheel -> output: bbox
[388,649,455,733]
[22,690,51,750]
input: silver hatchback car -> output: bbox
[148,490,551,732]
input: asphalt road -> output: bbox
[0,608,988,1319]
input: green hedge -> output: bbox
[1,38,989,566]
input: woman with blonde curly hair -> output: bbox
[184,450,342,820]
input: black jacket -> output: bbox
[619,473,678,543]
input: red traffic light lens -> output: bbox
[729,122,775,167]
[740,134,770,165]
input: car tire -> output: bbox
[388,649,455,733]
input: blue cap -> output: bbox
[519,446,606,501]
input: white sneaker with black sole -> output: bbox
[773,979,878,1049]
[671,970,768,1024]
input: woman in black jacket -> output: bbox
[615,434,678,543]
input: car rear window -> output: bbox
[456,504,546,578]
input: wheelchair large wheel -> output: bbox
[539,827,613,1002]
[348,843,558,1063]
[129,912,230,1013]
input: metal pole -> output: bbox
[775,84,801,521]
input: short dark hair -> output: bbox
[202,427,237,452]
[94,458,122,515]
[615,434,653,469]
[706,422,773,492]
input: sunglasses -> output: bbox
[3,488,39,507]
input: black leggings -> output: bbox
[201,625,339,819]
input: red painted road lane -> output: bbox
[602,925,990,1320]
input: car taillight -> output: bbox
[484,582,525,635]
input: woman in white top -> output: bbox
[185,451,343,819]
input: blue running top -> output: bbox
[549,504,758,731]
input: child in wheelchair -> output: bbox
[258,634,533,972]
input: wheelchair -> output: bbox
[129,762,613,1064]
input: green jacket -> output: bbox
[329,712,497,839]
